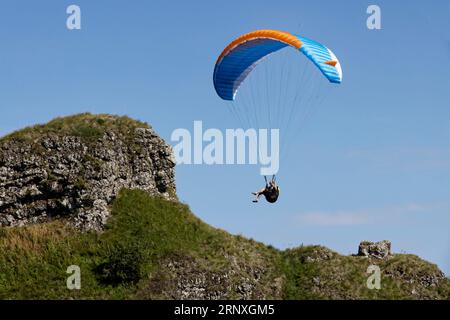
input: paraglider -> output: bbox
[252,175,280,203]
[213,29,342,203]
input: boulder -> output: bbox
[358,240,392,259]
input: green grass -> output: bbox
[0,113,150,143]
[281,246,450,300]
[0,190,280,299]
[0,189,448,300]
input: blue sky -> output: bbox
[1,1,449,275]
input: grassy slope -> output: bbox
[282,246,450,299]
[0,113,150,144]
[0,189,448,300]
[0,190,281,299]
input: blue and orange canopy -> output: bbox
[213,29,343,101]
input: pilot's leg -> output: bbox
[252,188,265,202]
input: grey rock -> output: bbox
[0,125,176,231]
[358,240,392,259]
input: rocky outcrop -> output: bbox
[358,240,392,259]
[139,253,283,300]
[0,114,176,231]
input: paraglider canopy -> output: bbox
[212,29,343,178]
[213,29,343,101]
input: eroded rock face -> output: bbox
[358,240,392,259]
[0,127,176,231]
[139,254,283,300]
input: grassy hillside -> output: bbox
[0,189,448,299]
